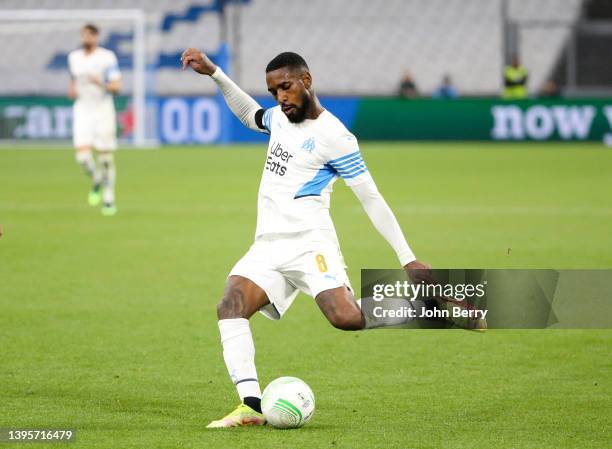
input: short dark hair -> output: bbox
[82,23,99,35]
[266,52,308,73]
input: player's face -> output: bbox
[266,68,312,123]
[81,30,99,50]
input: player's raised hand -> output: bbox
[404,259,435,284]
[181,48,217,75]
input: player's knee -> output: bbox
[97,152,114,168]
[326,308,364,331]
[216,287,247,319]
[75,149,93,163]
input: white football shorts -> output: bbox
[228,229,353,320]
[73,100,117,151]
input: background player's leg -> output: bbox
[216,275,270,412]
[97,151,116,215]
[75,146,99,178]
[75,147,102,205]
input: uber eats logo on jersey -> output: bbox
[266,141,294,176]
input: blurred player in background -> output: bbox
[68,24,121,216]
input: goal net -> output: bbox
[0,9,153,147]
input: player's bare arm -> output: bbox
[68,79,77,100]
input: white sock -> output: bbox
[98,152,116,205]
[75,151,101,185]
[218,318,262,400]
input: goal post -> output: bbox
[0,9,151,147]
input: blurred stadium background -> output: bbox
[1,0,612,146]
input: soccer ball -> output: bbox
[261,376,315,428]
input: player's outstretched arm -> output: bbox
[181,48,266,133]
[350,179,433,283]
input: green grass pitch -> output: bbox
[1,142,611,449]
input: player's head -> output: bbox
[265,52,313,123]
[81,23,99,50]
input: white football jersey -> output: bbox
[255,106,371,237]
[68,47,121,106]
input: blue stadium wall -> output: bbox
[157,96,359,144]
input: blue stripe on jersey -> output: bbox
[294,164,338,198]
[331,154,362,168]
[329,150,361,164]
[341,167,368,178]
[334,159,365,174]
[328,150,368,179]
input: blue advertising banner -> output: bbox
[157,96,359,144]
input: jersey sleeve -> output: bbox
[326,132,371,186]
[104,52,121,82]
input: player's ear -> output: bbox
[302,70,312,89]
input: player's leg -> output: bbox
[97,151,117,216]
[207,275,270,428]
[293,238,426,330]
[282,231,367,330]
[75,146,100,182]
[94,104,118,215]
[315,286,365,330]
[317,286,453,330]
[75,147,103,206]
[73,105,102,205]
[317,286,485,330]
[217,274,270,403]
[294,232,484,330]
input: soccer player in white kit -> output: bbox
[181,48,438,428]
[68,24,121,216]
